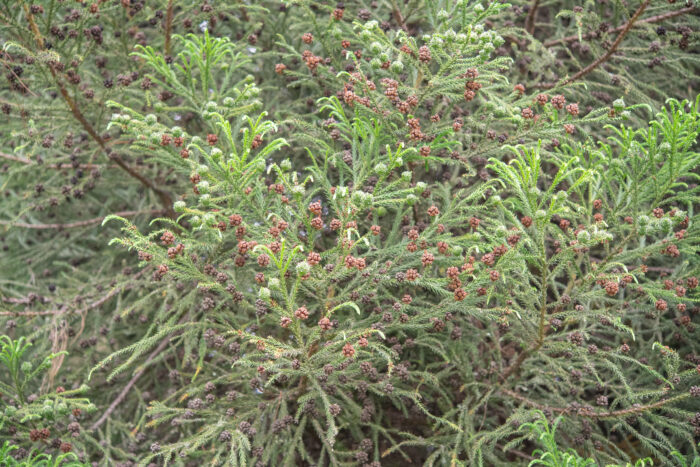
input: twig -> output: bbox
[164,0,174,56]
[563,0,650,85]
[0,270,146,317]
[537,0,650,89]
[0,209,164,230]
[0,153,29,164]
[22,5,175,218]
[90,336,172,431]
[544,6,695,47]
[0,151,117,169]
[0,54,39,97]
[391,0,407,30]
[2,296,49,306]
[55,79,175,215]
[525,0,540,35]
[496,443,534,461]
[644,266,676,273]
[500,387,689,419]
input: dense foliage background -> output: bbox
[0,0,699,465]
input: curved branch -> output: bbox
[537,0,652,89]
[563,0,650,86]
[545,6,696,47]
[22,5,175,218]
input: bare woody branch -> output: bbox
[22,5,175,217]
[0,209,164,231]
[537,0,651,89]
[544,6,696,47]
[562,0,650,86]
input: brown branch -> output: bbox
[22,5,175,218]
[0,152,116,169]
[0,55,39,97]
[496,443,534,461]
[0,153,28,164]
[0,209,164,230]
[239,6,250,23]
[164,0,174,56]
[391,0,407,30]
[544,6,696,47]
[563,0,650,85]
[90,336,172,431]
[499,346,533,382]
[500,387,689,419]
[525,0,540,35]
[536,0,651,89]
[644,266,676,273]
[53,79,174,215]
[0,209,165,230]
[2,296,50,306]
[0,270,146,317]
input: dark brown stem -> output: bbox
[239,5,250,23]
[562,0,650,86]
[391,0,407,30]
[499,346,532,382]
[0,54,38,97]
[53,79,174,215]
[22,5,175,218]
[525,0,540,35]
[544,6,695,47]
[164,0,174,56]
[496,443,534,461]
[0,209,164,230]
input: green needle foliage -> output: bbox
[0,336,94,463]
[522,411,654,467]
[0,0,698,465]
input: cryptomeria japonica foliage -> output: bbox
[0,0,699,466]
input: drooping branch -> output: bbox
[22,5,175,218]
[53,78,175,215]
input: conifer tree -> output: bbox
[0,0,698,465]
